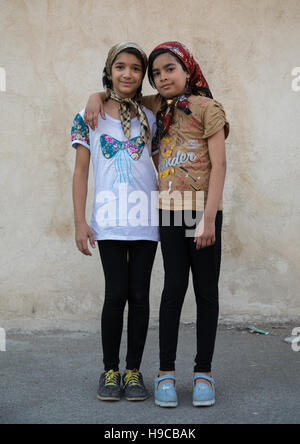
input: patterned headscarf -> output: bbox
[102,42,150,143]
[149,42,213,153]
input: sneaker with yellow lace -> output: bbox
[122,369,149,401]
[97,370,121,402]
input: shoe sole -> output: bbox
[155,400,178,408]
[126,396,149,402]
[97,395,121,402]
[193,399,215,407]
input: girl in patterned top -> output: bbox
[84,42,230,408]
[72,42,159,404]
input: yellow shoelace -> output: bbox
[105,370,120,386]
[124,370,140,387]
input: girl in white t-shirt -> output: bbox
[71,43,159,403]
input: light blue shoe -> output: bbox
[193,374,215,407]
[154,375,178,408]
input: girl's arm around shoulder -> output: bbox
[141,94,163,115]
[84,92,107,130]
[84,93,163,129]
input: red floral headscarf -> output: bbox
[150,41,212,98]
[149,42,213,153]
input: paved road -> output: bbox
[0,323,299,424]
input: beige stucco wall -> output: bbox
[0,0,300,326]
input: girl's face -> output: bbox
[111,52,144,99]
[152,52,189,98]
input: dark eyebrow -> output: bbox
[153,63,177,72]
[114,62,142,68]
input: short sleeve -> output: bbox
[71,112,90,150]
[202,100,230,140]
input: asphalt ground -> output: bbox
[0,323,299,425]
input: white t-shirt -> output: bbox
[71,108,159,242]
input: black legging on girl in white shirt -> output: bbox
[98,240,158,372]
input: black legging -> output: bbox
[98,240,158,372]
[159,211,223,373]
